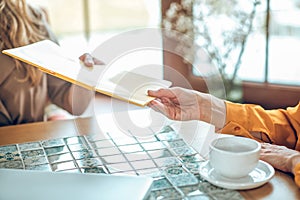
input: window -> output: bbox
[27,0,163,78]
[268,0,300,85]
[228,0,300,86]
[185,0,300,86]
[24,0,165,117]
[161,0,300,108]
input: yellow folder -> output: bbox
[2,40,172,107]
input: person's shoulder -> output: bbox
[0,53,16,85]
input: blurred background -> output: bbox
[28,0,300,109]
[28,0,161,55]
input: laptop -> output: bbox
[0,169,153,200]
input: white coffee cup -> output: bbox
[209,136,261,179]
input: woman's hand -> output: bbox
[148,87,201,121]
[79,53,105,67]
[260,143,300,174]
[148,87,226,130]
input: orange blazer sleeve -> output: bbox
[220,101,300,150]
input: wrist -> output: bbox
[196,92,226,130]
[211,96,226,130]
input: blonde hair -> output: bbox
[0,0,51,86]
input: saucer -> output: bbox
[199,160,275,190]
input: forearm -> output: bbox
[67,85,93,115]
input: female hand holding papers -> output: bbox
[79,53,105,68]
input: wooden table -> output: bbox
[1,111,300,200]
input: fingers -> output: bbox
[79,53,93,67]
[260,142,272,150]
[93,57,105,65]
[79,53,105,67]
[148,99,180,121]
[259,142,300,173]
[148,88,177,99]
[260,143,281,154]
[148,99,168,116]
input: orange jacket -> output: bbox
[220,101,300,187]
